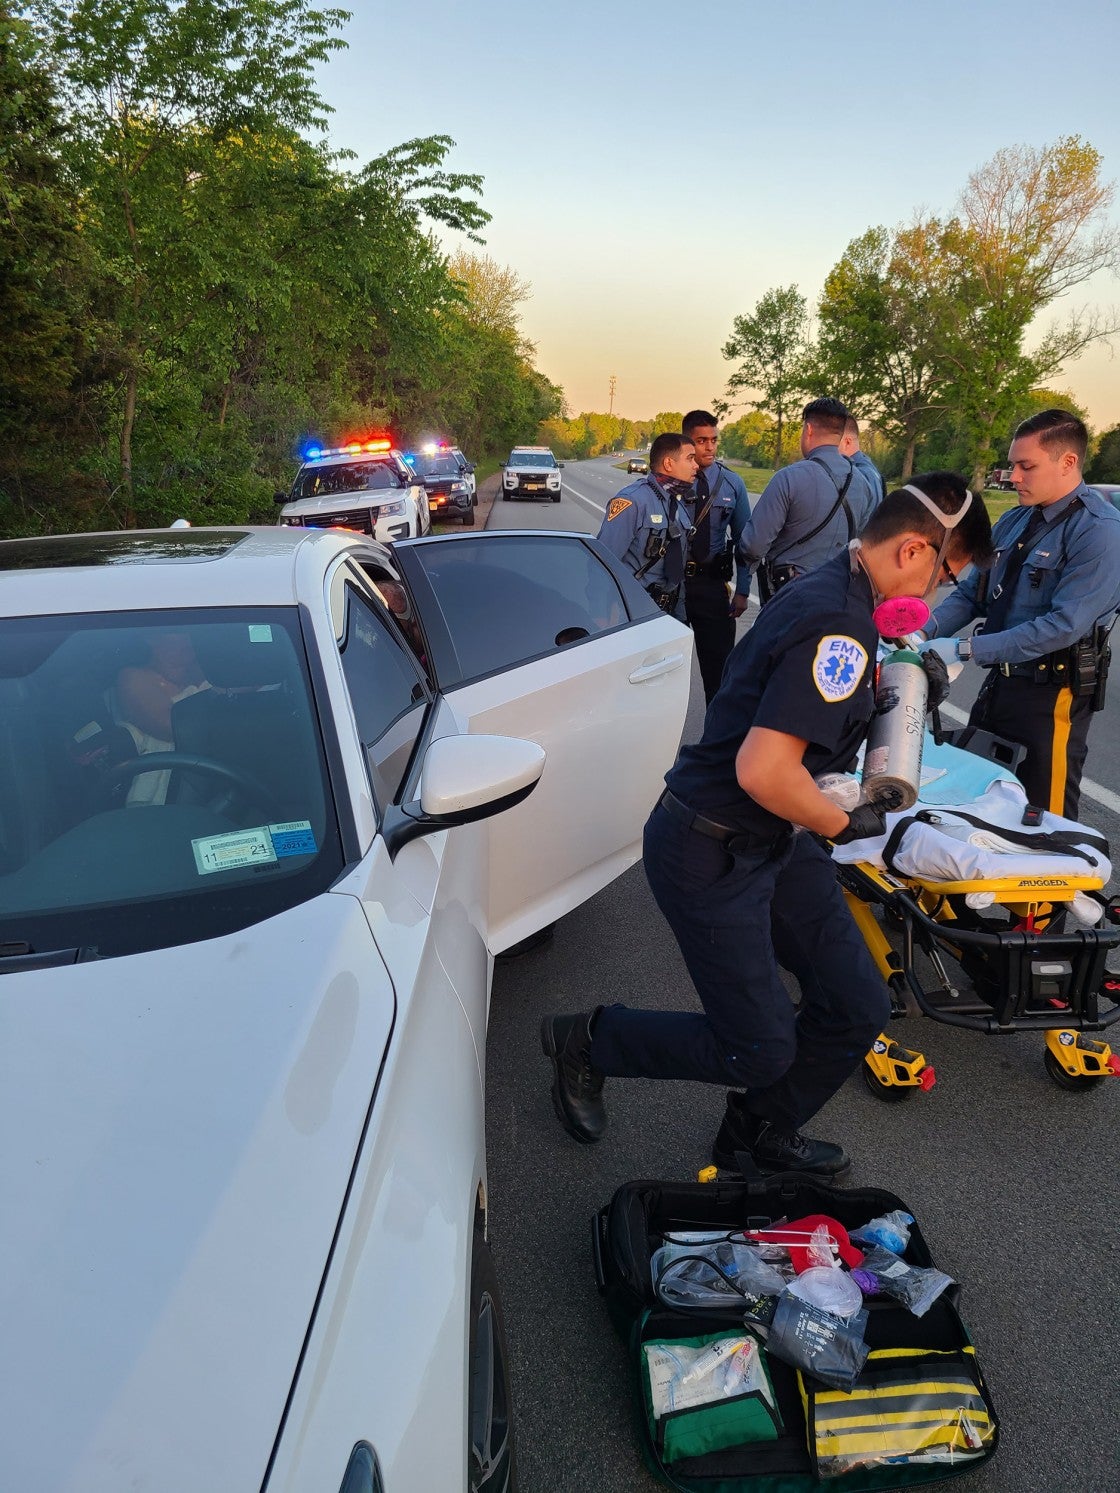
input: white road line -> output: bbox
[936,701,1120,816]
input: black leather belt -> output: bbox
[658,789,793,858]
[684,558,726,578]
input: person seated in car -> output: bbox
[114,632,209,804]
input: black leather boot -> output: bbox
[712,1094,849,1176]
[540,1010,606,1143]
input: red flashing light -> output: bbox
[1107,1055,1120,1076]
[919,1066,937,1091]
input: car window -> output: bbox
[0,608,343,960]
[508,451,556,468]
[402,535,631,683]
[338,587,429,804]
[292,460,403,501]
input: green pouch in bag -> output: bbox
[642,1330,783,1463]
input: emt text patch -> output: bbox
[812,635,868,702]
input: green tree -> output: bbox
[812,225,952,478]
[721,285,808,467]
[938,136,1120,487]
[34,0,351,518]
[1086,424,1120,483]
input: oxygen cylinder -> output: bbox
[862,648,928,811]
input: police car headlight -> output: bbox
[504,472,516,485]
[375,500,406,518]
[548,475,560,487]
[450,481,467,493]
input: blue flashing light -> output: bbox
[305,445,322,460]
[403,453,416,464]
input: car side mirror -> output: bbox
[382,733,546,855]
[467,464,476,473]
[273,490,289,506]
[558,462,566,469]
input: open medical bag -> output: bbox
[592,1168,999,1490]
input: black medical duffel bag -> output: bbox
[592,1165,1000,1491]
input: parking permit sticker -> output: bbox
[268,820,317,858]
[248,624,273,643]
[192,827,277,875]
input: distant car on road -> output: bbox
[276,438,430,541]
[626,457,649,474]
[407,445,477,525]
[501,446,564,502]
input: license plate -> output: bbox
[526,482,542,491]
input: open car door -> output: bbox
[392,531,692,953]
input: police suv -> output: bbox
[501,446,564,502]
[407,443,477,525]
[275,439,431,541]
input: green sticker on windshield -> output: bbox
[248,624,273,643]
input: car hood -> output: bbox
[280,492,407,517]
[0,893,395,1493]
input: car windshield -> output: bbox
[0,608,342,960]
[412,454,461,478]
[292,460,403,501]
[510,452,555,468]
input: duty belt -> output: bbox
[658,789,794,858]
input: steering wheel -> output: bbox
[99,751,284,820]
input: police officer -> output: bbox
[542,475,994,1174]
[737,397,881,600]
[595,432,696,615]
[922,409,1120,818]
[839,416,887,506]
[680,409,753,703]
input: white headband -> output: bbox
[901,484,973,530]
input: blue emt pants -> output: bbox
[590,802,891,1132]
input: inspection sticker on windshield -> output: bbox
[192,827,278,875]
[268,820,317,857]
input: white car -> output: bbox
[0,525,692,1493]
[277,440,432,542]
[501,447,563,503]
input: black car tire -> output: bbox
[468,1233,518,1492]
[462,508,475,526]
[551,491,562,503]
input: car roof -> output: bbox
[0,526,393,617]
[298,449,403,468]
[510,446,552,453]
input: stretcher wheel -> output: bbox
[862,1059,914,1102]
[1043,1047,1107,1091]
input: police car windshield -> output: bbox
[510,452,555,468]
[0,608,342,960]
[413,455,461,478]
[293,460,403,501]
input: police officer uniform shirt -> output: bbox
[927,481,1120,815]
[668,550,878,835]
[595,471,690,605]
[681,460,752,586]
[851,449,887,506]
[737,445,881,577]
[679,460,753,703]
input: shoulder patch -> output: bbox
[812,634,868,702]
[607,497,633,521]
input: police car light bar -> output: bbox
[304,438,392,460]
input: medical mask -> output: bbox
[854,486,973,636]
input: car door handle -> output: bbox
[629,653,686,684]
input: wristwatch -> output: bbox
[957,636,973,662]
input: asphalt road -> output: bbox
[484,456,1120,1493]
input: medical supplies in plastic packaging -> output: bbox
[592,1170,999,1490]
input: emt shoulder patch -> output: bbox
[812,634,868,702]
[607,497,633,521]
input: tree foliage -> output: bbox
[721,285,808,467]
[0,1,561,536]
[1086,425,1120,484]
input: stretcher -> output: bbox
[830,733,1120,1097]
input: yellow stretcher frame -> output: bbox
[838,858,1120,1097]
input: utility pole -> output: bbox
[608,374,617,416]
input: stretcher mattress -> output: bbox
[830,738,1111,885]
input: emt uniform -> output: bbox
[589,550,891,1133]
[928,482,1120,816]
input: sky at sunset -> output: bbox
[319,0,1120,431]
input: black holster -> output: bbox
[758,561,801,604]
[646,581,681,613]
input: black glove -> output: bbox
[920,649,950,711]
[831,802,887,845]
